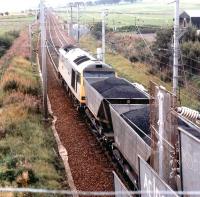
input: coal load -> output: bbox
[122,106,151,145]
[91,77,148,98]
[178,118,200,139]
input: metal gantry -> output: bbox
[101,11,106,63]
[77,3,80,43]
[173,0,180,96]
[40,0,48,120]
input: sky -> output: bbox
[0,0,75,12]
[0,0,168,12]
[0,0,197,12]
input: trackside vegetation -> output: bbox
[80,34,200,110]
[0,31,19,57]
[0,57,66,191]
[0,31,68,196]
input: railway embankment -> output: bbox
[0,30,68,193]
[80,34,199,109]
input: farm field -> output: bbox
[0,15,34,35]
[57,0,200,27]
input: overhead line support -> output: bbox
[40,0,48,120]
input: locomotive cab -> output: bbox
[83,64,115,83]
[58,45,115,106]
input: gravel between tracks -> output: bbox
[46,11,114,195]
[46,54,114,194]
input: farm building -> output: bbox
[179,10,200,29]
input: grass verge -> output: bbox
[0,55,67,195]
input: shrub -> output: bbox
[0,30,19,57]
[1,57,41,96]
[192,76,200,88]
[117,25,159,33]
[90,22,112,40]
[0,104,28,133]
[181,41,200,77]
[3,92,40,113]
[6,30,20,39]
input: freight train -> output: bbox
[57,45,200,190]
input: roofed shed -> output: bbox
[179,10,200,29]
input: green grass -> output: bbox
[0,15,34,35]
[0,55,68,193]
[80,35,200,110]
[58,0,200,28]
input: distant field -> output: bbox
[57,0,200,27]
[0,15,34,35]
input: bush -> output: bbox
[6,30,20,39]
[0,30,19,57]
[192,76,200,88]
[0,104,28,133]
[90,22,112,40]
[3,91,40,113]
[117,25,159,33]
[1,57,41,96]
[181,26,200,42]
[181,41,200,77]
[151,27,173,69]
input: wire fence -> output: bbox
[1,188,200,196]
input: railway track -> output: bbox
[45,10,115,194]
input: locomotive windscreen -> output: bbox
[84,71,115,78]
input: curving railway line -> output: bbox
[45,10,115,194]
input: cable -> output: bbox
[1,187,200,196]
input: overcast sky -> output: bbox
[0,0,78,12]
[0,0,170,12]
[0,0,192,12]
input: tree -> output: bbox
[151,26,200,82]
[90,22,111,40]
[151,28,173,70]
[181,41,200,75]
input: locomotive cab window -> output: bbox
[71,69,76,90]
[74,56,90,65]
[84,71,115,78]
[77,73,80,84]
[71,69,80,92]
